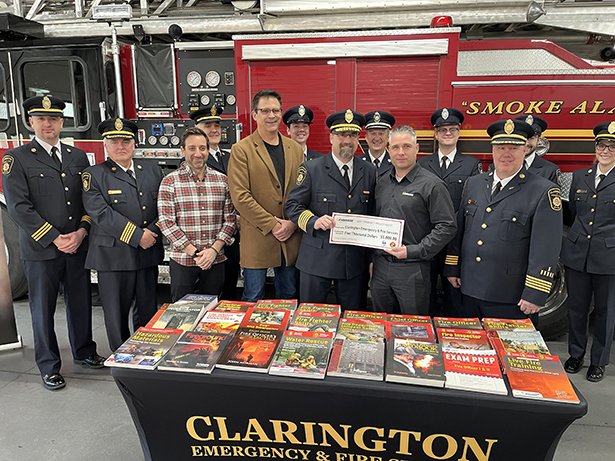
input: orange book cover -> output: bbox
[433,317,482,330]
[482,318,536,332]
[343,310,388,322]
[437,328,491,351]
[213,300,255,313]
[387,314,432,324]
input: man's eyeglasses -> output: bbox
[333,131,360,139]
[596,142,615,153]
[256,108,282,115]
[435,127,460,135]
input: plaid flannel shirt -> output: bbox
[158,162,237,267]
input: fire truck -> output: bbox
[1,0,615,337]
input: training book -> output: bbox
[385,339,445,388]
[194,311,246,334]
[482,318,536,332]
[343,310,388,322]
[178,294,219,306]
[216,328,283,373]
[433,317,483,330]
[327,337,385,381]
[336,318,386,342]
[443,350,508,395]
[254,299,298,311]
[157,331,232,374]
[386,322,436,343]
[147,302,209,331]
[297,303,341,315]
[240,307,292,331]
[387,314,432,324]
[104,328,183,370]
[288,311,340,333]
[503,354,580,404]
[437,328,492,352]
[490,330,550,360]
[268,331,334,379]
[213,300,255,313]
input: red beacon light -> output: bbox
[430,16,453,28]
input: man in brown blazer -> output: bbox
[228,89,303,301]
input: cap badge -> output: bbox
[211,105,218,116]
[42,96,52,110]
[525,115,534,125]
[298,105,306,117]
[374,112,381,123]
[114,118,124,131]
[504,119,515,135]
[344,109,353,124]
[442,108,449,120]
[609,122,615,134]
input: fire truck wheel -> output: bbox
[538,262,568,340]
[1,207,28,299]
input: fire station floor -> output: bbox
[0,290,614,461]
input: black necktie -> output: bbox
[491,181,502,199]
[211,151,219,163]
[373,158,380,170]
[440,156,448,177]
[51,147,61,169]
[126,169,136,185]
[524,160,529,170]
[342,165,351,190]
[598,173,606,186]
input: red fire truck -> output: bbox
[1,6,614,337]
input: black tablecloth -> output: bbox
[112,368,587,461]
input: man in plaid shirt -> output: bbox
[158,127,237,301]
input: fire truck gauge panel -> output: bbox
[205,70,221,88]
[226,95,236,106]
[200,94,211,106]
[187,71,202,88]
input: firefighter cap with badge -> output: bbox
[487,119,535,145]
[431,107,464,127]
[515,115,548,137]
[326,109,365,133]
[283,105,314,127]
[23,95,65,118]
[364,111,395,130]
[593,121,615,141]
[98,118,139,141]
[190,103,224,125]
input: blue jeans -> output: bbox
[242,255,298,302]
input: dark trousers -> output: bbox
[429,250,464,317]
[97,267,158,351]
[300,271,367,312]
[221,239,240,300]
[24,252,97,376]
[169,259,225,303]
[371,257,430,315]
[461,295,538,325]
[566,266,615,367]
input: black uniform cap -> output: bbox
[594,121,615,141]
[515,115,548,136]
[98,118,138,140]
[364,111,395,130]
[431,107,464,127]
[190,104,224,124]
[283,105,314,126]
[487,119,535,145]
[326,109,365,132]
[23,96,65,117]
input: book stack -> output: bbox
[146,296,218,331]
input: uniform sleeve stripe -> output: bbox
[444,255,459,265]
[120,222,137,244]
[31,222,52,241]
[155,221,161,229]
[525,275,552,290]
[298,210,315,233]
[80,215,92,224]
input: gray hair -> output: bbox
[389,125,417,143]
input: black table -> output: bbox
[112,368,587,461]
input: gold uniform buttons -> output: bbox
[589,221,593,226]
[592,194,597,199]
[142,205,147,210]
[347,209,352,213]
[591,208,595,212]
[348,194,352,199]
[68,216,72,220]
[113,199,118,203]
[61,173,66,177]
[587,235,592,239]
[481,223,487,229]
[139,192,143,196]
[143,221,148,225]
[475,256,482,262]
[512,217,517,222]
[64,187,69,191]
[66,201,71,205]
[486,207,492,213]
[477,240,483,246]
[323,197,327,202]
[40,173,44,177]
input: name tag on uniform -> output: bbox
[108,189,123,195]
[402,192,414,197]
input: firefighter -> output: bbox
[444,119,563,321]
[362,111,395,178]
[561,121,615,382]
[190,103,241,300]
[285,109,376,311]
[2,95,104,390]
[417,107,481,316]
[82,118,164,350]
[514,115,560,184]
[282,105,322,162]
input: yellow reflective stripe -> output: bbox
[120,222,136,244]
[298,210,315,233]
[80,215,92,224]
[31,222,52,241]
[444,255,459,265]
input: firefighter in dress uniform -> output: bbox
[282,105,323,162]
[190,103,240,300]
[562,122,615,382]
[444,119,563,321]
[514,115,560,184]
[82,118,164,350]
[361,111,395,178]
[2,96,104,391]
[417,108,481,316]
[285,110,377,311]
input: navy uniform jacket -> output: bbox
[528,155,560,184]
[444,169,563,306]
[306,149,322,162]
[2,140,91,260]
[82,159,164,271]
[207,148,230,175]
[417,151,481,211]
[362,152,393,178]
[285,154,377,279]
[561,166,615,274]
